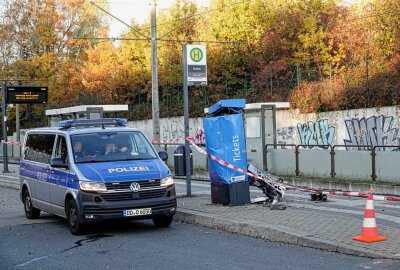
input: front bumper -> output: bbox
[76,186,177,223]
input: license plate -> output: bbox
[123,208,152,217]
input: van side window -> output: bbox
[24,134,56,164]
[54,136,68,164]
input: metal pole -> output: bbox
[15,68,20,143]
[151,0,160,142]
[261,107,266,171]
[295,145,300,176]
[182,44,191,196]
[371,146,376,182]
[330,146,335,179]
[2,82,9,173]
[365,53,369,108]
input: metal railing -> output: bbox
[7,141,397,182]
[0,144,22,163]
[266,143,400,182]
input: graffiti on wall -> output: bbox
[297,119,336,148]
[158,117,206,144]
[277,126,295,145]
[344,115,400,150]
[161,118,185,140]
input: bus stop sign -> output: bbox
[186,45,207,86]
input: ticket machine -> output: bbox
[203,99,250,206]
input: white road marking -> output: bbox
[17,255,51,267]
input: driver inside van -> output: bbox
[105,143,117,155]
[105,142,131,157]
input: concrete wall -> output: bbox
[129,106,400,149]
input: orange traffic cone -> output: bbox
[352,191,387,243]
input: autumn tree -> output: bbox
[0,0,106,129]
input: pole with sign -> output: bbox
[1,85,48,173]
[1,82,9,173]
[182,44,207,196]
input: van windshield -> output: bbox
[71,131,158,163]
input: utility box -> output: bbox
[203,99,250,206]
[174,145,193,176]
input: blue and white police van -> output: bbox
[20,118,176,234]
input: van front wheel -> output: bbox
[152,215,173,228]
[24,190,40,219]
[66,199,85,235]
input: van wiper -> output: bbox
[79,159,108,163]
[86,159,101,163]
[117,157,147,161]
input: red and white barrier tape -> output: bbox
[1,140,23,146]
[151,138,187,144]
[185,137,288,186]
[184,137,400,202]
[320,190,400,202]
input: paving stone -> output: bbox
[176,195,400,259]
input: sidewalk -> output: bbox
[174,194,400,260]
[2,168,400,260]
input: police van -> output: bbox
[20,118,176,234]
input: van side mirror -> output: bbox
[158,151,168,161]
[51,157,69,169]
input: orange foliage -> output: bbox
[289,79,345,113]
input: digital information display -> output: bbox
[6,86,48,104]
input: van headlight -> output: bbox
[160,176,174,187]
[79,181,107,192]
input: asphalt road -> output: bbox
[1,187,400,270]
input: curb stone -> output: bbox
[0,179,19,190]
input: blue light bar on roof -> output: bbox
[58,120,74,129]
[58,118,127,129]
[115,118,127,126]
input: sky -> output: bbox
[107,0,210,37]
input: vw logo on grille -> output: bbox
[130,182,141,192]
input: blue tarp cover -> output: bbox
[203,113,248,184]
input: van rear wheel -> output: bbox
[23,190,40,219]
[152,215,173,228]
[66,199,86,235]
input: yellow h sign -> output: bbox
[190,48,203,62]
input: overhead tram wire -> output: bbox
[158,39,244,45]
[136,0,253,31]
[84,0,251,45]
[90,0,251,32]
[75,36,244,45]
[89,1,150,40]
[76,37,150,41]
[0,79,49,82]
